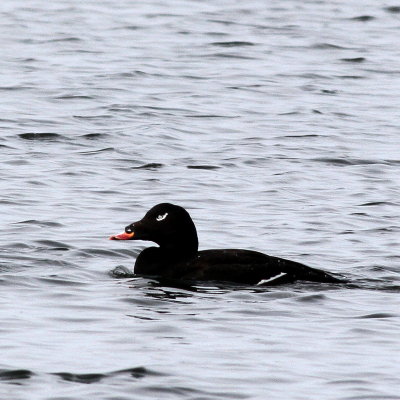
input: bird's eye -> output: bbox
[156,213,168,221]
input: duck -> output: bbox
[109,203,343,285]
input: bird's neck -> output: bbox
[134,238,198,276]
[134,226,199,276]
[160,235,198,261]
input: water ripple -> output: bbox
[1,1,400,399]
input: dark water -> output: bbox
[1,1,400,399]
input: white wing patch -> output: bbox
[257,272,287,285]
[156,213,168,221]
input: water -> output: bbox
[1,0,400,398]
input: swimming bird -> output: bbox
[109,203,342,285]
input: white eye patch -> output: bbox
[156,213,168,222]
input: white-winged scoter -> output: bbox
[109,203,342,285]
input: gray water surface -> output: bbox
[1,1,400,399]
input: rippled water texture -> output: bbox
[1,1,400,399]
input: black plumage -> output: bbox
[110,203,342,285]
